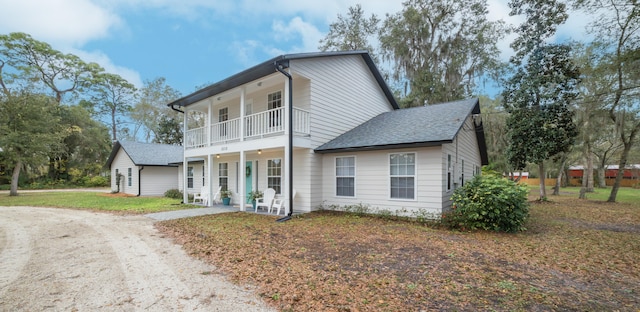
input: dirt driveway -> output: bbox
[0,206,273,311]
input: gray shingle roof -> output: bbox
[315,98,481,153]
[106,141,183,168]
[166,50,398,110]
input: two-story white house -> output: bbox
[167,51,488,217]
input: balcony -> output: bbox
[185,107,310,149]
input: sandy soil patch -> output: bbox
[0,206,273,311]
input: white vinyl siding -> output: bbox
[178,163,205,194]
[110,148,138,195]
[441,116,483,209]
[321,147,444,216]
[292,55,394,147]
[139,167,179,196]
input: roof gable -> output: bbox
[166,50,398,110]
[315,98,486,160]
[105,141,183,168]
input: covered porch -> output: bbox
[181,146,296,215]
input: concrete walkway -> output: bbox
[145,205,238,221]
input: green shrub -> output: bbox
[164,188,183,199]
[443,174,529,232]
[85,176,109,187]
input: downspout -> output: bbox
[275,61,293,222]
[170,103,184,113]
[137,166,144,197]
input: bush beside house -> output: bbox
[443,173,529,232]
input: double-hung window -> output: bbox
[267,159,282,194]
[447,154,452,191]
[127,168,132,187]
[187,166,194,189]
[219,163,228,190]
[267,91,282,129]
[390,153,415,200]
[336,156,355,197]
[219,107,228,137]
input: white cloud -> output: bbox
[271,17,324,53]
[0,0,142,87]
[0,0,122,46]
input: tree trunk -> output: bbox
[608,143,632,202]
[579,169,588,199]
[10,161,22,196]
[586,151,594,192]
[111,108,117,142]
[553,156,565,196]
[538,162,546,200]
[597,165,606,188]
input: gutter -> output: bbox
[137,166,144,196]
[275,60,293,222]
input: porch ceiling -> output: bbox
[188,72,286,113]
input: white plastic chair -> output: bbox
[193,187,209,205]
[255,188,275,213]
[210,186,222,205]
[271,189,296,215]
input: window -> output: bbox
[202,166,205,186]
[447,154,452,191]
[187,166,194,189]
[219,107,228,137]
[219,163,228,190]
[267,91,282,128]
[336,156,355,197]
[461,159,465,187]
[390,153,415,199]
[267,159,282,194]
[127,168,132,187]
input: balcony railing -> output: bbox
[185,107,310,149]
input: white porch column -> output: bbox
[240,87,245,142]
[239,150,246,211]
[183,158,189,204]
[207,154,214,205]
[207,99,212,147]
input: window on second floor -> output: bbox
[268,91,282,128]
[219,107,228,137]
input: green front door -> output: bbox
[246,161,253,203]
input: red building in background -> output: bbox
[568,165,640,181]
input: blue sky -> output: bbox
[0,0,591,98]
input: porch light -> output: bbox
[258,149,262,154]
[216,154,220,158]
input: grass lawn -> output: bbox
[157,189,640,311]
[0,191,196,213]
[554,186,640,203]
